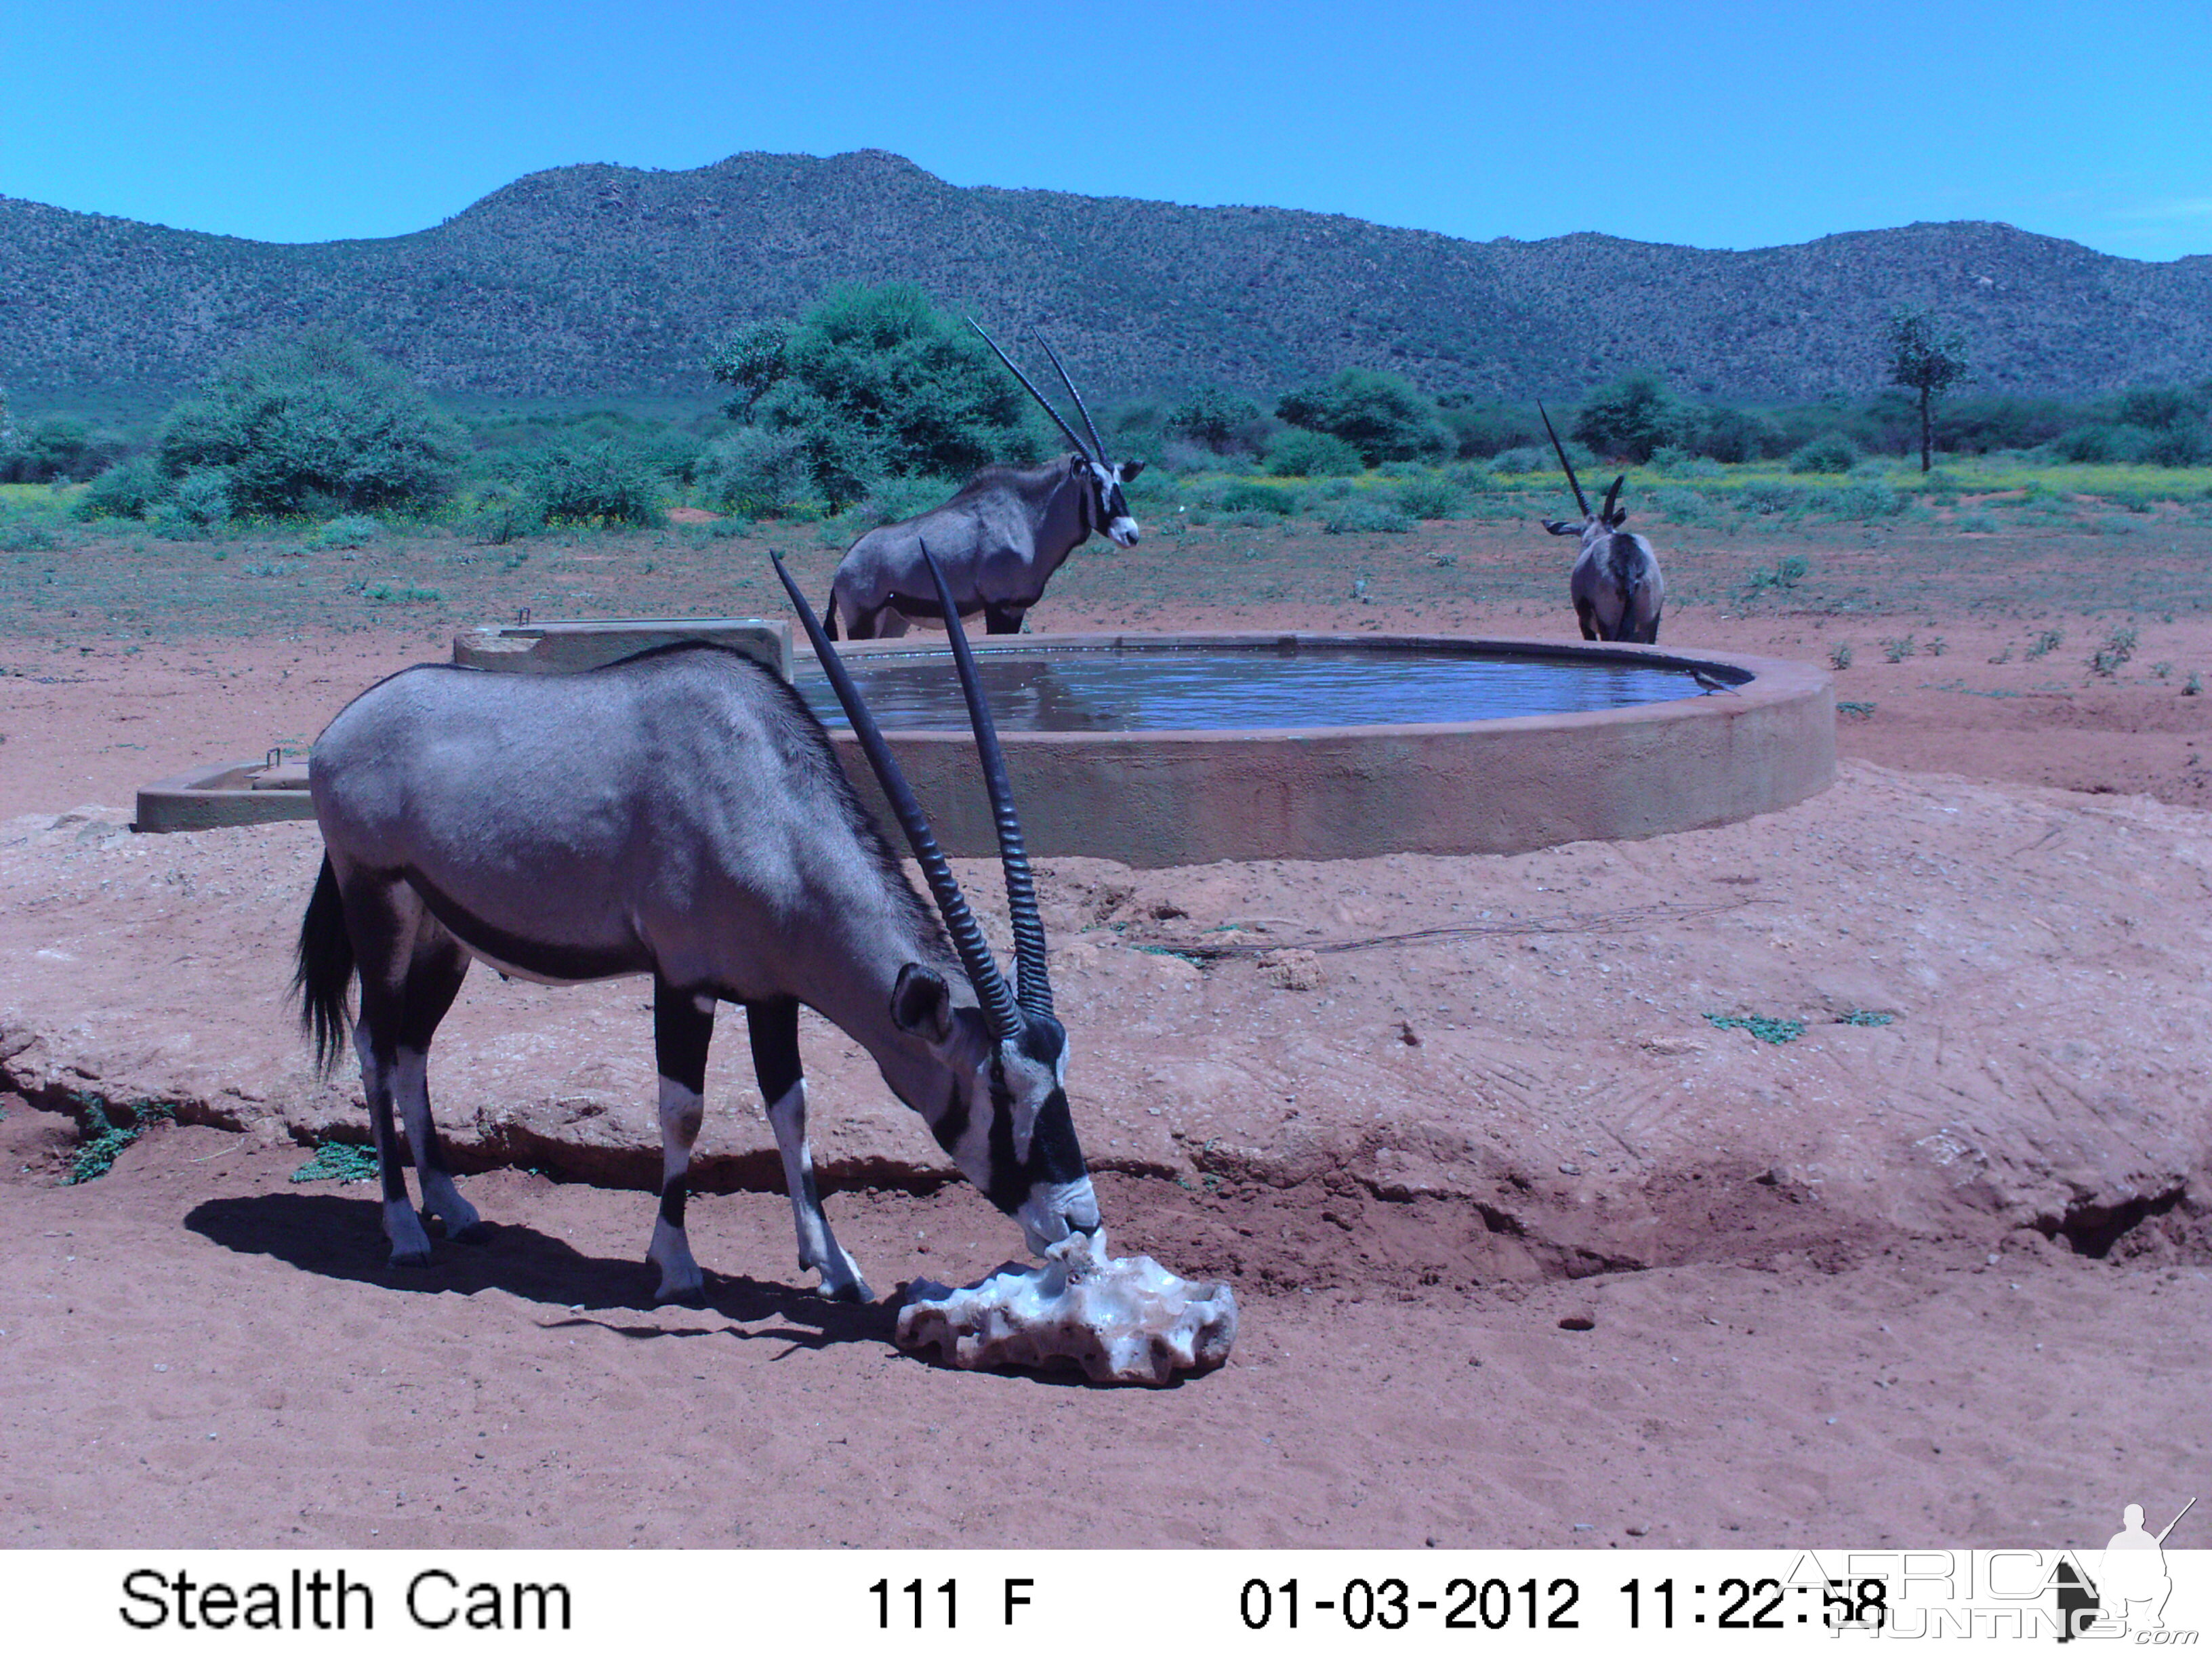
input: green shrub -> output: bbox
[1165,386,1266,453]
[1322,499,1410,534]
[1221,478,1301,515]
[1392,475,1462,519]
[529,442,664,527]
[1650,485,1714,525]
[159,330,462,516]
[696,425,813,518]
[307,514,381,550]
[1275,368,1448,465]
[1736,480,1807,515]
[735,283,1047,508]
[1687,403,1783,463]
[859,473,962,525]
[157,468,234,529]
[1572,370,1685,463]
[74,455,169,520]
[0,415,125,484]
[1263,428,1364,478]
[463,490,543,544]
[1809,480,1902,520]
[1789,433,1860,474]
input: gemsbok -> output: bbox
[294,546,1099,1302]
[824,324,1143,640]
[1538,403,1665,644]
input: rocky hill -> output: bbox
[3,148,2208,410]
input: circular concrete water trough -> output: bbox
[138,621,1833,863]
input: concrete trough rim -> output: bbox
[137,627,1834,863]
[802,630,1805,743]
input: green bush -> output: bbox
[1221,478,1301,515]
[73,455,169,520]
[732,283,1048,508]
[1437,400,1543,461]
[1322,499,1411,534]
[1166,386,1266,453]
[859,473,962,525]
[308,514,382,550]
[1263,428,1364,477]
[1820,480,1902,519]
[697,426,813,516]
[1392,475,1462,519]
[528,441,665,527]
[1737,480,1807,515]
[157,468,234,529]
[462,493,542,545]
[159,330,462,516]
[1572,370,1685,463]
[1789,433,1860,473]
[1275,369,1448,465]
[0,415,125,484]
[1687,403,1783,463]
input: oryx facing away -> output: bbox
[295,546,1099,1302]
[825,324,1143,640]
[1538,405,1664,644]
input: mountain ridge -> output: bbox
[4,148,2207,411]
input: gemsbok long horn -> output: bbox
[968,319,1099,463]
[1029,329,1108,469]
[1539,403,1591,519]
[918,541,1053,1019]
[771,552,1021,1040]
[1602,474,1624,522]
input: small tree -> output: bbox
[159,330,462,515]
[710,284,1044,508]
[1275,369,1447,465]
[1572,369,1685,463]
[705,321,790,419]
[1886,308,1971,474]
[1165,385,1265,453]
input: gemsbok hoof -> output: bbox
[388,1247,434,1270]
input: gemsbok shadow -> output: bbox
[184,1190,897,1353]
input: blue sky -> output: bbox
[4,0,2205,260]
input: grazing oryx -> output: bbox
[293,546,1099,1302]
[1538,404,1664,644]
[825,324,1143,640]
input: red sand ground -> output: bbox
[1,520,2206,1550]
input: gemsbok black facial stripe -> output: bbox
[985,1065,1028,1213]
[1027,1090,1088,1185]
[929,1078,971,1161]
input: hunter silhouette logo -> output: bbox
[2058,1496,2196,1641]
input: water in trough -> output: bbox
[794,641,1720,733]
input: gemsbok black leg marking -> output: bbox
[335,865,451,1267]
[648,977,714,1303]
[747,998,869,1302]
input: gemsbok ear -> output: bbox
[1118,460,1145,482]
[890,964,955,1044]
[1541,518,1582,536]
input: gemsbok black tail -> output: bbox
[293,853,356,1076]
